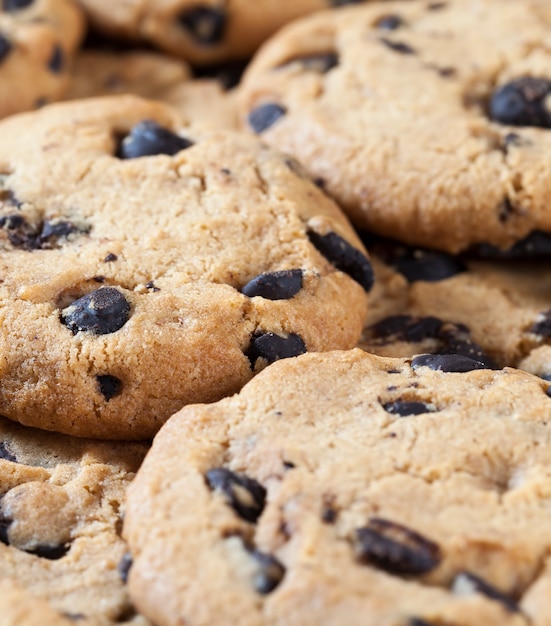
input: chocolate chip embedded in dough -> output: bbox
[0,34,11,63]
[48,45,64,74]
[96,375,122,401]
[118,120,193,159]
[411,353,487,373]
[490,77,551,128]
[2,0,34,10]
[248,103,287,134]
[241,270,303,300]
[383,400,434,417]
[452,571,521,613]
[61,287,130,335]
[245,332,307,368]
[178,6,226,45]
[250,549,286,594]
[308,230,374,292]
[353,517,441,576]
[205,468,266,523]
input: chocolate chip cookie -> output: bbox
[67,50,238,130]
[240,0,551,253]
[76,0,372,65]
[0,95,372,439]
[67,50,192,101]
[360,239,551,377]
[125,348,551,625]
[0,415,149,625]
[0,0,84,118]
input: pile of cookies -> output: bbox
[1,0,551,624]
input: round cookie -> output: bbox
[239,0,551,254]
[0,415,149,625]
[0,95,372,439]
[0,0,84,119]
[76,0,373,65]
[67,50,239,130]
[125,349,551,626]
[359,238,551,376]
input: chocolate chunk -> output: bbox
[490,77,551,128]
[308,231,374,292]
[278,52,338,73]
[383,401,433,417]
[0,514,11,545]
[145,280,160,292]
[427,2,446,9]
[118,120,193,159]
[471,231,551,258]
[2,0,34,9]
[409,620,435,626]
[322,507,338,524]
[452,571,520,613]
[192,59,248,90]
[0,34,11,63]
[436,323,497,368]
[0,214,82,250]
[530,310,551,337]
[375,14,403,30]
[331,0,365,5]
[369,315,442,343]
[118,553,133,583]
[411,353,487,373]
[380,38,416,55]
[248,103,287,134]
[353,517,441,576]
[29,543,70,560]
[246,332,307,368]
[497,197,516,223]
[61,287,130,335]
[48,44,64,73]
[104,252,117,262]
[393,249,465,282]
[96,375,122,400]
[205,468,266,523]
[178,6,226,45]
[0,442,16,462]
[241,269,303,300]
[250,550,286,594]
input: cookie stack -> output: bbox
[1,1,551,625]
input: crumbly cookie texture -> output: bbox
[0,416,149,625]
[0,0,84,118]
[0,95,371,439]
[125,348,551,626]
[67,50,238,130]
[76,0,372,65]
[359,239,551,377]
[240,0,551,253]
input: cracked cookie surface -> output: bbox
[239,0,551,253]
[76,0,374,65]
[125,348,551,626]
[0,415,149,625]
[359,239,551,377]
[0,0,84,118]
[0,95,371,439]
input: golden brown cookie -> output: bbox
[125,349,551,626]
[0,0,84,118]
[0,416,149,625]
[239,0,551,253]
[76,0,374,65]
[0,95,372,439]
